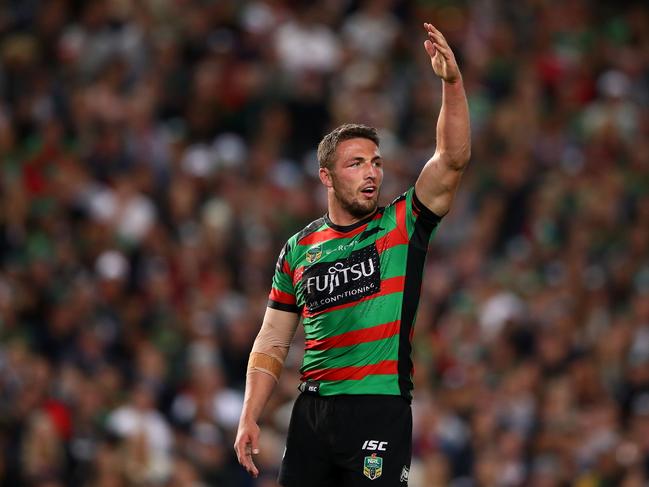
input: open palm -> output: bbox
[423,23,461,84]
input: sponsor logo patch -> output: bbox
[302,245,380,313]
[363,453,383,480]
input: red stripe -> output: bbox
[303,276,405,318]
[293,266,304,287]
[375,226,409,253]
[395,198,408,237]
[299,226,367,246]
[269,288,296,305]
[301,359,398,381]
[305,320,400,350]
[282,259,291,274]
[299,213,381,247]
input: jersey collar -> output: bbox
[324,209,379,233]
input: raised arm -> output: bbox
[234,307,299,478]
[414,23,471,217]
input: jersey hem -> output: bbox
[412,189,443,223]
[268,299,300,313]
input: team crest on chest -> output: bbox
[363,453,383,480]
[306,245,322,264]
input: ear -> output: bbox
[319,167,333,189]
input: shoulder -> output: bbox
[293,216,328,246]
[379,187,441,241]
[278,216,327,263]
[386,187,411,209]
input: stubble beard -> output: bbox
[333,186,379,220]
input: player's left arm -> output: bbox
[414,23,471,218]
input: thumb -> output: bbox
[250,431,260,455]
[424,39,436,58]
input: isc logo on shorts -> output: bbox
[362,440,388,451]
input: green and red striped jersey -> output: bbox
[268,187,441,400]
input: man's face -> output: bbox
[321,137,384,220]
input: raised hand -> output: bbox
[423,23,461,84]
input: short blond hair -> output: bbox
[317,124,379,169]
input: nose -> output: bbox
[365,162,379,180]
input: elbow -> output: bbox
[455,149,471,169]
[428,191,454,218]
[456,141,472,165]
[442,145,471,171]
[463,143,472,162]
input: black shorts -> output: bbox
[278,392,412,486]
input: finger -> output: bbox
[245,441,260,478]
[433,42,452,61]
[426,24,450,48]
[424,22,442,39]
[246,431,261,476]
[424,39,436,57]
[427,30,448,48]
[234,437,246,464]
[236,440,260,478]
[241,429,259,456]
[234,435,256,462]
[244,454,260,478]
[426,23,444,37]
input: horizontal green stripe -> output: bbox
[272,278,294,294]
[302,335,398,370]
[303,292,404,337]
[298,243,379,264]
[295,236,356,251]
[318,374,401,396]
[378,244,408,278]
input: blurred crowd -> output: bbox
[0,0,648,486]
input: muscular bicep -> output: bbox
[415,153,465,217]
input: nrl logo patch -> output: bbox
[306,245,322,264]
[363,453,383,480]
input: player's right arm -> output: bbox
[234,306,299,478]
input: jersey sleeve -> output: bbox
[268,241,299,313]
[409,187,442,228]
[388,187,442,250]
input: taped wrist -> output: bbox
[247,352,283,382]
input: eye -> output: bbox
[373,160,383,168]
